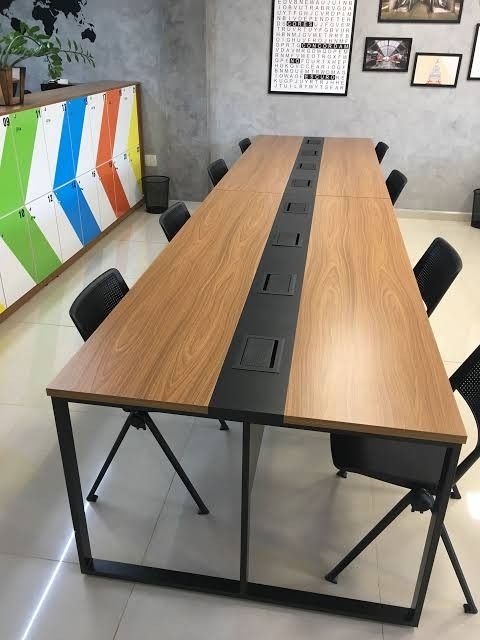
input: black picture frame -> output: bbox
[468,24,480,80]
[362,37,413,72]
[411,52,462,87]
[268,0,358,97]
[378,0,463,24]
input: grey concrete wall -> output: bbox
[207,0,480,212]
[1,0,209,201]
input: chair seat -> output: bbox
[331,433,448,492]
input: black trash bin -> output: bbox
[472,189,480,229]
[142,176,170,214]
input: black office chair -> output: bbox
[414,238,463,317]
[386,169,408,206]
[159,202,191,242]
[208,159,228,187]
[375,141,389,164]
[158,207,230,431]
[69,268,209,513]
[239,138,251,154]
[325,345,480,614]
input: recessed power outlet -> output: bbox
[145,154,157,167]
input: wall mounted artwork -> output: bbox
[378,0,463,24]
[411,53,462,87]
[363,38,413,72]
[269,0,357,96]
[468,24,480,80]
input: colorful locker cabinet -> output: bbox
[0,83,143,315]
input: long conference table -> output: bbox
[47,135,467,627]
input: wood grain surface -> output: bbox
[0,81,137,116]
[285,196,466,444]
[47,189,282,412]
[215,135,303,194]
[317,138,390,199]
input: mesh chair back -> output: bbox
[70,268,129,341]
[239,138,252,154]
[413,237,462,317]
[159,202,191,242]
[386,170,408,206]
[208,159,228,187]
[375,141,389,164]
[450,345,480,481]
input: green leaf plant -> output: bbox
[0,21,95,80]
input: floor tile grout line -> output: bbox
[112,583,136,640]
[139,416,197,566]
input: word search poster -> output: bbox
[269,0,357,95]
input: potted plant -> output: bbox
[0,20,95,106]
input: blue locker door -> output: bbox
[54,180,83,245]
[53,104,76,190]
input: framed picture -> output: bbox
[269,0,358,96]
[468,24,480,80]
[411,53,462,87]
[363,37,413,72]
[378,0,463,24]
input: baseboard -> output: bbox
[396,208,471,222]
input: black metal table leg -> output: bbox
[52,398,93,573]
[240,422,251,594]
[409,444,461,626]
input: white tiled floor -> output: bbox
[0,206,479,639]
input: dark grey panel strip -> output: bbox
[209,137,323,425]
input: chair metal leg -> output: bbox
[451,485,462,500]
[441,525,478,614]
[219,420,229,431]
[86,416,132,502]
[325,492,412,584]
[145,415,209,515]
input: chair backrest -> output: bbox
[208,159,228,187]
[450,344,480,482]
[70,268,129,341]
[386,169,408,206]
[375,141,389,164]
[413,237,462,317]
[239,138,251,154]
[159,202,191,242]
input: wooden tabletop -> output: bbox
[47,135,467,445]
[0,81,138,116]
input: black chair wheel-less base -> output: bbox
[70,269,211,514]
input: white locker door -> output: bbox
[0,275,6,313]
[25,109,52,203]
[76,97,95,177]
[0,211,36,306]
[77,170,102,231]
[42,102,67,191]
[96,162,117,230]
[113,86,134,158]
[113,152,134,209]
[26,193,62,261]
[54,185,83,262]
[88,92,106,166]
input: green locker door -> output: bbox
[0,208,36,305]
[11,109,39,201]
[0,115,24,216]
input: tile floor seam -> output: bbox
[111,583,136,640]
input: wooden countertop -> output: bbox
[47,135,467,445]
[0,80,138,115]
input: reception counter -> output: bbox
[0,80,143,319]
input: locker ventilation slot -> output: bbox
[272,231,303,247]
[259,273,297,296]
[284,201,308,214]
[298,162,316,171]
[234,336,285,373]
[291,178,311,188]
